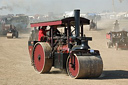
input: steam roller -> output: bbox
[6,29,19,38]
[28,9,103,79]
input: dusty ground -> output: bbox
[0,19,128,85]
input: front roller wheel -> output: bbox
[33,42,53,73]
[66,54,103,79]
[7,33,13,38]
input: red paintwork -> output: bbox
[34,44,45,72]
[68,55,79,77]
[31,21,62,27]
[28,46,33,60]
[106,33,110,39]
[57,45,69,53]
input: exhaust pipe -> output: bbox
[74,9,80,37]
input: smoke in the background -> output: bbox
[0,0,128,15]
[1,0,33,13]
[0,6,13,11]
[0,0,81,14]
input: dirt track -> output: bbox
[0,20,128,85]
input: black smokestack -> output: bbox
[74,9,80,37]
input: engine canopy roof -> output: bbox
[30,17,90,28]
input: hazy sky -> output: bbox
[0,0,127,15]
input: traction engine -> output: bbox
[106,30,128,50]
[28,10,103,79]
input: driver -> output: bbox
[38,26,49,41]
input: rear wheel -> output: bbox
[33,42,53,73]
[15,31,18,38]
[66,53,103,79]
